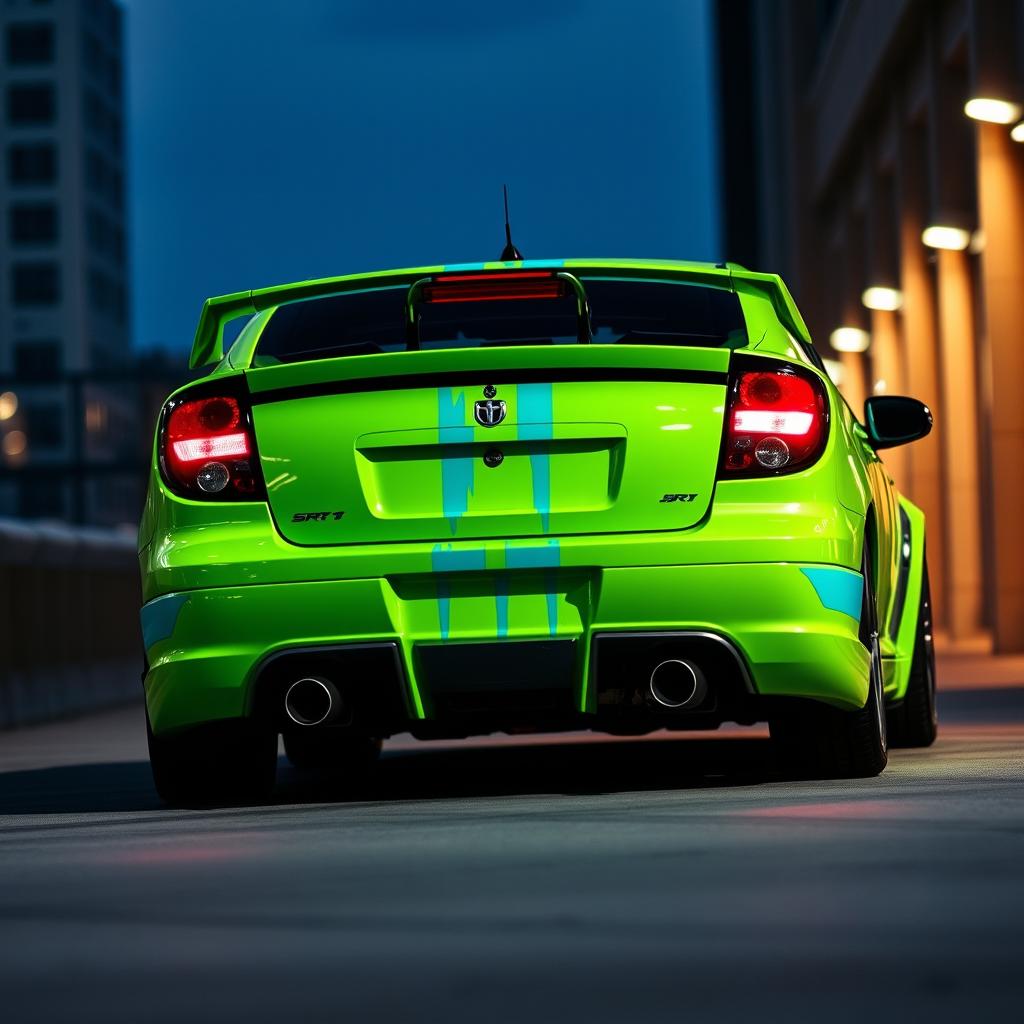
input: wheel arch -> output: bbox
[888,495,927,701]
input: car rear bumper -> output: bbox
[142,561,869,735]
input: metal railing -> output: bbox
[0,516,142,728]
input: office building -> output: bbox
[0,0,133,523]
[714,0,1024,653]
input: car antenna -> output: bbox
[500,184,523,261]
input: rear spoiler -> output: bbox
[189,268,439,369]
[189,291,257,369]
[726,265,812,346]
[189,262,811,368]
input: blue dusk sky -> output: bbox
[124,0,720,352]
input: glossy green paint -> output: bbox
[143,563,870,733]
[254,371,728,545]
[142,259,926,736]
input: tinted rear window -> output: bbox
[254,278,747,365]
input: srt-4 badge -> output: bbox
[292,511,345,522]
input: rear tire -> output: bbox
[147,714,278,807]
[886,560,938,747]
[770,545,888,779]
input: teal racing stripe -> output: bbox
[506,540,561,636]
[442,259,564,272]
[432,544,487,640]
[140,593,188,652]
[505,539,561,570]
[438,388,474,534]
[800,568,863,621]
[495,575,509,638]
[516,382,553,532]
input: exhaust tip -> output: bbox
[648,659,706,710]
[284,676,339,727]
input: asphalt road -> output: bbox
[1,689,1023,1023]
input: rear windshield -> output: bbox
[253,277,747,365]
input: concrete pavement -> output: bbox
[0,687,1023,1022]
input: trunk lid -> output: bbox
[247,345,730,545]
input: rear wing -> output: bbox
[189,266,437,369]
[188,261,811,369]
[728,266,812,347]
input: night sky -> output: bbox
[125,0,720,353]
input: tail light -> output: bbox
[159,389,265,500]
[719,359,828,476]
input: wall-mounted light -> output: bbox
[964,97,1022,124]
[1012,122,1024,143]
[0,391,18,420]
[861,286,903,312]
[830,327,871,353]
[922,225,972,251]
[821,358,844,387]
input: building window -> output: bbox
[13,340,61,380]
[6,83,56,126]
[9,202,58,244]
[87,266,124,322]
[24,403,64,449]
[11,262,60,306]
[8,142,57,185]
[5,21,55,65]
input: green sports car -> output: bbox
[139,258,937,804]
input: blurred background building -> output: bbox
[3,0,1022,655]
[0,0,176,527]
[714,0,1024,654]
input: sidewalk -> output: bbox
[937,652,1024,691]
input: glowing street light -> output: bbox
[0,391,17,420]
[922,225,972,251]
[861,286,903,312]
[1012,122,1024,143]
[964,98,1022,124]
[2,430,27,457]
[830,327,871,353]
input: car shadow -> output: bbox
[285,733,779,805]
[1,688,1015,817]
[0,732,778,816]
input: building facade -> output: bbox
[714,0,1024,654]
[0,0,134,524]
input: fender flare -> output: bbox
[888,495,927,702]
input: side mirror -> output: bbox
[863,396,933,449]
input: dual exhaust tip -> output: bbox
[285,659,707,723]
[647,658,707,710]
[284,676,342,727]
